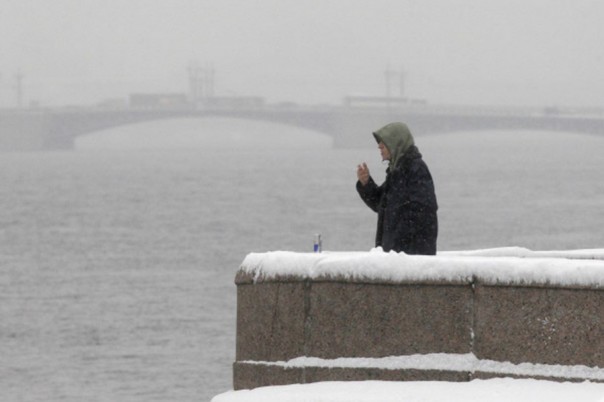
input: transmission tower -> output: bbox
[205,63,215,98]
[384,64,397,100]
[15,71,24,108]
[399,66,406,98]
[188,61,215,104]
[384,64,406,99]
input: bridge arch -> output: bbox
[43,108,339,150]
[74,115,334,150]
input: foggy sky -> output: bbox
[2,0,603,108]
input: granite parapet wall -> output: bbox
[473,283,603,368]
[233,253,604,390]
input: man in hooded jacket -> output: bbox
[356,122,438,255]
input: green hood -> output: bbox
[373,122,415,170]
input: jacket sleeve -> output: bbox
[356,177,381,213]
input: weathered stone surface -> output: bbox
[233,363,469,390]
[473,284,604,367]
[233,264,604,390]
[304,367,470,383]
[233,362,303,391]
[472,371,604,383]
[236,281,307,362]
[307,282,473,358]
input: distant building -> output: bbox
[96,98,128,110]
[129,93,190,109]
[201,96,265,110]
[343,95,426,108]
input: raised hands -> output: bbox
[356,162,370,186]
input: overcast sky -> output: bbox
[2,0,603,108]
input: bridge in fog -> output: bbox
[1,101,604,151]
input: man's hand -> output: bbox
[357,162,370,186]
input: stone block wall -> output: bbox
[233,256,604,390]
[473,283,603,368]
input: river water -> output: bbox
[1,118,603,401]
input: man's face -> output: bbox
[378,142,390,161]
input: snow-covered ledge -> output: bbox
[233,249,604,390]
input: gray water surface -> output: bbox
[1,126,603,401]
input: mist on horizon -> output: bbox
[2,0,604,110]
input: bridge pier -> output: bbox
[0,111,56,152]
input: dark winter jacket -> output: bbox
[357,123,438,254]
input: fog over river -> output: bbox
[1,118,603,401]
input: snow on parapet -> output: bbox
[241,353,604,381]
[240,248,604,288]
[440,247,604,260]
